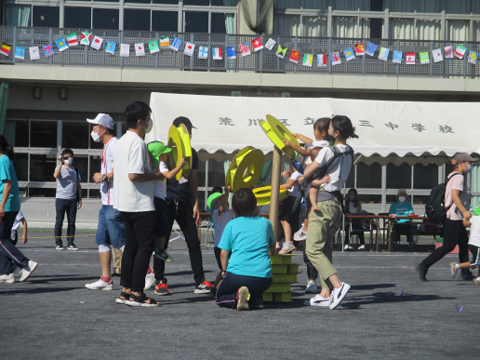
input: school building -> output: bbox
[0,0,479,227]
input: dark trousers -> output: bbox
[469,245,480,277]
[422,220,470,275]
[214,246,222,271]
[154,200,205,285]
[345,221,365,245]
[54,198,77,246]
[393,223,412,243]
[0,212,28,275]
[303,242,318,281]
[120,211,156,292]
[216,272,273,309]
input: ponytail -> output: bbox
[0,134,14,161]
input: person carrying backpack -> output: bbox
[416,153,477,282]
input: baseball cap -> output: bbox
[397,188,408,197]
[207,192,223,211]
[87,113,114,129]
[172,116,196,130]
[453,152,478,163]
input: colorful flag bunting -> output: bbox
[455,45,466,59]
[148,40,159,54]
[184,42,195,57]
[91,36,103,51]
[343,47,355,61]
[67,33,78,47]
[406,52,415,64]
[170,37,182,52]
[432,48,443,63]
[392,51,402,64]
[330,52,341,65]
[419,51,429,64]
[317,54,327,67]
[0,44,11,57]
[378,47,390,61]
[80,32,91,46]
[198,46,209,59]
[366,42,377,56]
[29,46,40,60]
[55,37,68,52]
[212,47,222,60]
[302,54,313,67]
[120,44,130,57]
[160,36,169,47]
[43,43,54,57]
[15,46,25,60]
[289,50,300,64]
[468,51,477,65]
[265,38,276,51]
[276,45,287,59]
[105,41,116,55]
[354,43,365,56]
[252,37,263,51]
[135,43,145,56]
[444,46,453,59]
[239,43,251,57]
[226,46,236,59]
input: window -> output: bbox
[152,11,178,32]
[184,0,209,5]
[184,11,209,33]
[357,162,381,189]
[413,163,438,189]
[63,122,89,149]
[5,4,32,27]
[93,8,119,30]
[32,6,59,28]
[31,121,57,148]
[30,154,57,181]
[387,163,411,190]
[211,13,227,34]
[64,7,91,29]
[124,9,150,31]
[14,154,29,181]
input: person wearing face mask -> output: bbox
[53,148,82,250]
[416,153,477,282]
[388,188,414,251]
[84,114,126,291]
[344,188,366,250]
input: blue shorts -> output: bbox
[95,205,126,249]
[154,197,169,238]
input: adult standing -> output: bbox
[416,153,476,282]
[153,116,213,296]
[85,113,126,290]
[53,148,82,250]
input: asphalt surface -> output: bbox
[1,230,479,360]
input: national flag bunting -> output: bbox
[135,43,145,57]
[289,50,300,64]
[160,36,169,47]
[378,47,389,61]
[330,52,341,65]
[239,43,251,57]
[105,41,116,55]
[455,45,466,59]
[29,46,40,60]
[276,45,287,59]
[354,43,365,56]
[184,42,195,57]
[444,46,453,59]
[80,32,91,46]
[148,40,159,54]
[55,38,68,52]
[43,43,54,57]
[366,42,377,56]
[343,47,355,61]
[120,44,130,57]
[317,54,327,67]
[406,52,415,64]
[198,46,209,59]
[419,51,429,64]
[302,54,313,67]
[468,51,477,65]
[15,46,25,60]
[265,38,276,51]
[67,33,78,47]
[252,37,263,51]
[212,47,222,60]
[226,47,236,59]
[0,44,11,56]
[392,51,402,64]
[170,37,182,52]
[432,49,443,63]
[91,36,103,51]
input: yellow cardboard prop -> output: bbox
[253,186,288,206]
[259,114,300,158]
[226,146,265,192]
[167,124,192,180]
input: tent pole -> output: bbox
[269,146,282,242]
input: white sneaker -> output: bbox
[344,244,353,250]
[329,282,351,310]
[358,244,366,250]
[305,280,318,293]
[0,273,15,283]
[56,245,64,250]
[144,266,155,290]
[306,294,332,307]
[19,260,38,282]
[85,278,113,290]
[293,225,308,241]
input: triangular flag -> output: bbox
[226,46,236,59]
[330,52,341,65]
[455,45,466,59]
[148,40,159,54]
[343,47,355,61]
[378,47,390,61]
[392,51,402,64]
[120,44,130,57]
[239,43,251,57]
[80,32,91,46]
[170,37,182,51]
[265,38,276,51]
[184,42,195,57]
[135,43,145,56]
[198,46,209,59]
[67,33,78,47]
[252,37,263,51]
[55,37,68,52]
[42,43,54,57]
[276,45,287,59]
[15,46,25,60]
[160,36,169,47]
[354,43,365,56]
[468,51,477,65]
[419,51,429,64]
[105,41,116,55]
[90,36,103,51]
[317,54,327,67]
[0,44,11,57]
[212,47,222,60]
[29,46,40,60]
[302,53,313,67]
[432,49,443,63]
[444,46,453,59]
[406,52,415,64]
[365,42,377,56]
[289,50,300,64]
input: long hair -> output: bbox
[0,134,15,161]
[346,188,359,208]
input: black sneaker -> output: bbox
[416,263,428,282]
[154,279,170,296]
[194,280,214,294]
[153,248,169,262]
[459,272,474,281]
[67,244,79,251]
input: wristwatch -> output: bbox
[102,174,108,182]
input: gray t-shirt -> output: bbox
[56,165,80,200]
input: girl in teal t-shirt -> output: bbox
[216,188,278,310]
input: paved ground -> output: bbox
[1,230,479,360]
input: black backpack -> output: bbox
[425,173,461,223]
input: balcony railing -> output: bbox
[1,26,480,78]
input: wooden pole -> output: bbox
[269,145,282,241]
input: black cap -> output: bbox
[172,116,196,130]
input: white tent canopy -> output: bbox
[147,92,478,164]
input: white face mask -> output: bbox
[348,195,355,201]
[189,133,192,141]
[398,196,406,202]
[64,158,73,166]
[90,130,101,143]
[143,119,153,134]
[465,164,472,174]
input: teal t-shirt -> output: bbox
[218,216,275,278]
[389,201,414,223]
[0,154,21,212]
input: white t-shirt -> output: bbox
[113,130,155,212]
[101,137,117,206]
[469,215,480,247]
[213,208,234,248]
[445,172,470,221]
[153,161,169,200]
[314,144,353,195]
[288,170,302,197]
[349,203,359,214]
[11,211,24,231]
[312,140,330,149]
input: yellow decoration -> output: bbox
[253,186,288,206]
[259,114,300,158]
[167,124,192,180]
[226,146,265,191]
